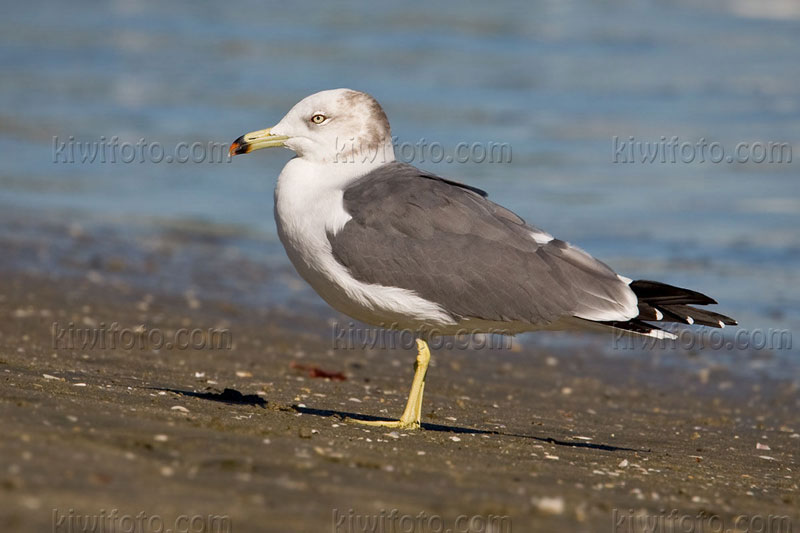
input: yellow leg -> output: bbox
[348,339,430,430]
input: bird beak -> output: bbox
[229,128,290,156]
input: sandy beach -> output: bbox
[0,216,797,533]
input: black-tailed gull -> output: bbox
[229,88,736,429]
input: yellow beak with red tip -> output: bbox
[229,128,289,157]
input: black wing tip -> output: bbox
[629,279,738,328]
[630,279,718,305]
[596,318,674,338]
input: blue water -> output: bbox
[1,0,798,361]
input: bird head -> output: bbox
[229,88,394,165]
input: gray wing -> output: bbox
[328,162,637,326]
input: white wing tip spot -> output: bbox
[649,329,677,340]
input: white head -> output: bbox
[230,89,395,166]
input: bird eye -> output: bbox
[311,114,326,124]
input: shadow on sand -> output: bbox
[149,387,646,453]
[152,387,268,408]
[293,405,646,453]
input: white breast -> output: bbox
[274,157,455,329]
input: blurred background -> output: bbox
[1,0,798,365]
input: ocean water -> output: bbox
[1,0,798,361]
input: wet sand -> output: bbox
[0,218,798,532]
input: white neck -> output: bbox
[288,140,396,188]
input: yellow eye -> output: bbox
[311,114,326,124]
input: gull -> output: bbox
[229,89,736,430]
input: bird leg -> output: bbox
[347,339,430,430]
